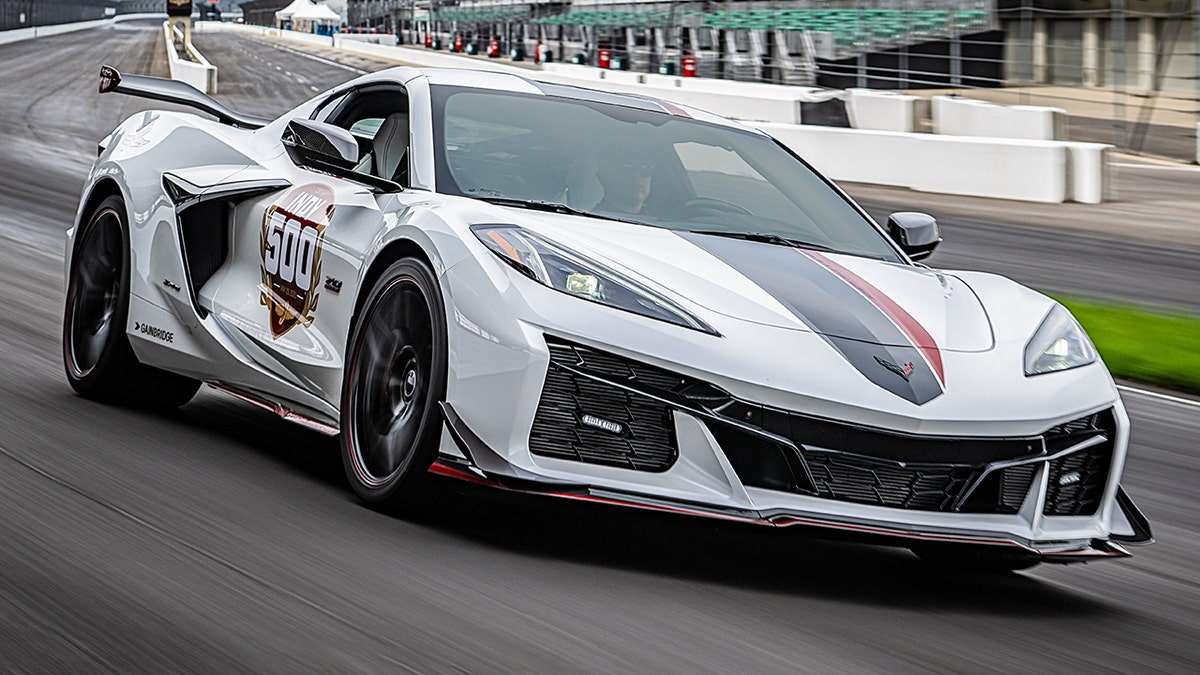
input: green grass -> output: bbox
[1053,295,1200,395]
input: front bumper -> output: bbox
[436,334,1152,563]
[433,408,1149,562]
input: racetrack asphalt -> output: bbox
[0,20,1197,673]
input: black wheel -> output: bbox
[63,195,199,408]
[910,544,1041,573]
[341,257,449,512]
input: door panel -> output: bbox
[202,170,382,407]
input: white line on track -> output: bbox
[1111,162,1200,173]
[1117,384,1200,408]
[257,40,369,75]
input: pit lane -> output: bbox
[0,20,1197,673]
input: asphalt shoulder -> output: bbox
[841,154,1200,252]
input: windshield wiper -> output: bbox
[688,230,836,252]
[476,196,647,226]
[477,197,594,217]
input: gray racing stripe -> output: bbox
[680,232,943,405]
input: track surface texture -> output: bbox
[0,21,1197,673]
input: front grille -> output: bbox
[527,340,681,472]
[712,401,1042,465]
[1043,411,1116,516]
[527,338,1117,516]
[800,450,976,511]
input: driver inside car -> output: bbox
[594,149,655,215]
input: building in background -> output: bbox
[240,0,291,26]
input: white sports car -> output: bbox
[64,65,1151,572]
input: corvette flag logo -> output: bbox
[260,184,335,339]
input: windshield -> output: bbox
[431,86,902,262]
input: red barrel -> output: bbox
[682,54,697,77]
[598,49,611,69]
[488,37,500,58]
[424,33,432,48]
[454,33,463,52]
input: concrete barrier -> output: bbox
[204,22,1111,203]
[164,22,217,94]
[0,19,106,45]
[933,95,1066,141]
[1065,143,1110,204]
[0,13,167,46]
[758,123,1087,203]
[913,135,1068,203]
[845,89,921,133]
[339,33,397,46]
[757,125,916,188]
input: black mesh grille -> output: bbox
[713,402,1042,465]
[1043,411,1116,516]
[529,338,1116,515]
[528,341,681,472]
[959,463,1038,514]
[801,450,976,511]
[1001,464,1039,510]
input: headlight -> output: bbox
[472,224,717,335]
[1024,304,1097,376]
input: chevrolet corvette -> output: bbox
[62,65,1152,571]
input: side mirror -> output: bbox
[887,212,941,261]
[282,118,360,172]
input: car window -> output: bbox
[349,117,384,138]
[432,87,901,262]
[673,142,798,223]
[307,85,410,185]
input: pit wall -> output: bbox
[164,22,217,94]
[0,13,163,46]
[210,22,1120,203]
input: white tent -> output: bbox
[290,2,343,35]
[275,0,313,29]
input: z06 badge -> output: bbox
[259,184,335,339]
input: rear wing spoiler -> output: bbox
[99,65,270,130]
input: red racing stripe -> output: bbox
[801,250,945,385]
[656,100,692,118]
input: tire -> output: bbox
[341,257,451,513]
[910,544,1041,573]
[63,195,200,408]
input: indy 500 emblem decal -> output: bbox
[260,184,335,339]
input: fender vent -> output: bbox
[178,199,231,302]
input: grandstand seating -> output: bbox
[521,8,991,58]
